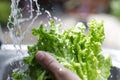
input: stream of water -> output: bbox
[7,0,55,51]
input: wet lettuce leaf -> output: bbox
[12,19,112,80]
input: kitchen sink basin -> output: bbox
[0,49,28,80]
[0,45,120,80]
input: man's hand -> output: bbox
[35,51,81,80]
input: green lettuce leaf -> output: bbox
[12,19,112,80]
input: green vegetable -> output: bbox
[12,19,112,80]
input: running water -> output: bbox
[7,0,39,50]
[7,0,55,50]
[7,0,63,50]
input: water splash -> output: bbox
[7,0,42,50]
[7,0,60,50]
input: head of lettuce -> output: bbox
[12,19,112,80]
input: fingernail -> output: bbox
[35,51,45,61]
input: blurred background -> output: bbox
[0,0,120,50]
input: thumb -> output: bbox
[35,51,63,74]
[35,51,81,80]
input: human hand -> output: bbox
[35,51,81,80]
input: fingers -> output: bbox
[35,51,81,80]
[35,51,63,74]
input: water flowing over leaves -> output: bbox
[12,19,112,80]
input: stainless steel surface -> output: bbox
[0,49,28,80]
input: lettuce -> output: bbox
[12,19,112,80]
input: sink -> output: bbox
[108,66,120,80]
[0,49,28,80]
[0,45,120,80]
